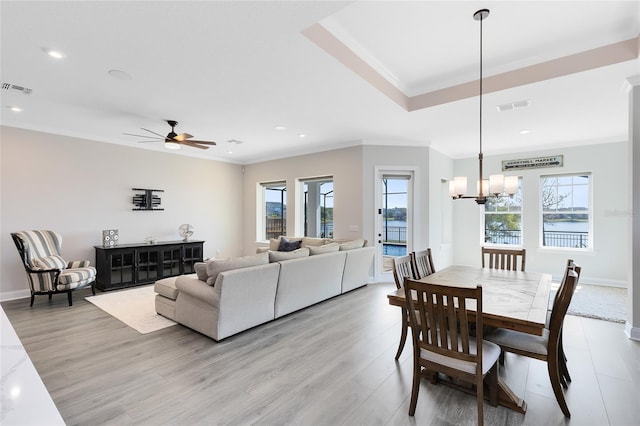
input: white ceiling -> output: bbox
[1,1,639,164]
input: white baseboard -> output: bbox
[624,322,640,341]
[0,289,30,302]
[571,276,627,288]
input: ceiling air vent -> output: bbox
[1,82,33,95]
[496,99,530,112]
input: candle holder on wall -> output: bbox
[132,188,164,211]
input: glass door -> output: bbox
[375,171,414,281]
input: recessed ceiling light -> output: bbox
[8,106,22,112]
[108,69,132,80]
[227,150,233,154]
[519,129,531,134]
[274,125,287,131]
[42,48,65,59]
[298,133,306,138]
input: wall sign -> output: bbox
[502,155,563,171]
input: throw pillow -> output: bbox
[33,254,67,270]
[269,247,310,262]
[308,242,340,255]
[205,252,269,286]
[278,237,302,252]
[194,262,208,281]
[339,239,366,251]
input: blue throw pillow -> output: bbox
[278,237,302,252]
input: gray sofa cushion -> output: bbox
[309,242,340,255]
[269,247,309,262]
[205,252,269,285]
[339,239,365,251]
[194,262,208,281]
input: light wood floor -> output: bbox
[3,282,639,425]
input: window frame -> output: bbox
[481,176,523,247]
[259,181,287,242]
[539,172,592,251]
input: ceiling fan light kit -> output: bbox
[449,8,518,205]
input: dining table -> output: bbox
[387,264,553,414]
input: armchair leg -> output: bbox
[67,291,73,307]
[48,293,53,300]
[91,283,96,296]
[30,294,35,307]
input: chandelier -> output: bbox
[448,8,518,205]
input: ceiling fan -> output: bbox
[124,120,217,150]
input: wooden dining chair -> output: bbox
[392,255,416,360]
[481,247,526,271]
[485,266,580,418]
[410,248,436,279]
[403,278,500,425]
[549,259,582,388]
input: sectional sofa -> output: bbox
[154,237,375,341]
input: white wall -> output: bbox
[242,146,364,255]
[452,142,630,286]
[428,148,455,270]
[0,126,244,300]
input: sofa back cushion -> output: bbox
[205,252,269,285]
[309,242,340,255]
[339,239,366,251]
[269,247,309,262]
[194,262,208,281]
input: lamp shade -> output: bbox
[504,175,519,195]
[477,179,489,196]
[449,176,468,197]
[489,174,504,194]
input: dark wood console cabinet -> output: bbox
[94,240,204,291]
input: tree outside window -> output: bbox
[541,174,590,249]
[483,177,522,245]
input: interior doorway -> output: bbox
[374,169,414,282]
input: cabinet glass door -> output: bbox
[110,252,134,286]
[137,248,159,282]
[162,247,183,277]
[183,244,204,274]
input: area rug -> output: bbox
[86,285,176,334]
[551,283,627,323]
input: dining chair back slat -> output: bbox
[481,247,526,271]
[411,248,436,279]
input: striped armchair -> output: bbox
[11,230,96,306]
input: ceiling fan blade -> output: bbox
[174,133,193,142]
[141,127,168,139]
[181,140,210,150]
[185,139,217,145]
[137,140,162,144]
[124,132,163,139]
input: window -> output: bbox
[301,177,333,238]
[483,177,522,245]
[261,182,286,240]
[540,173,590,249]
